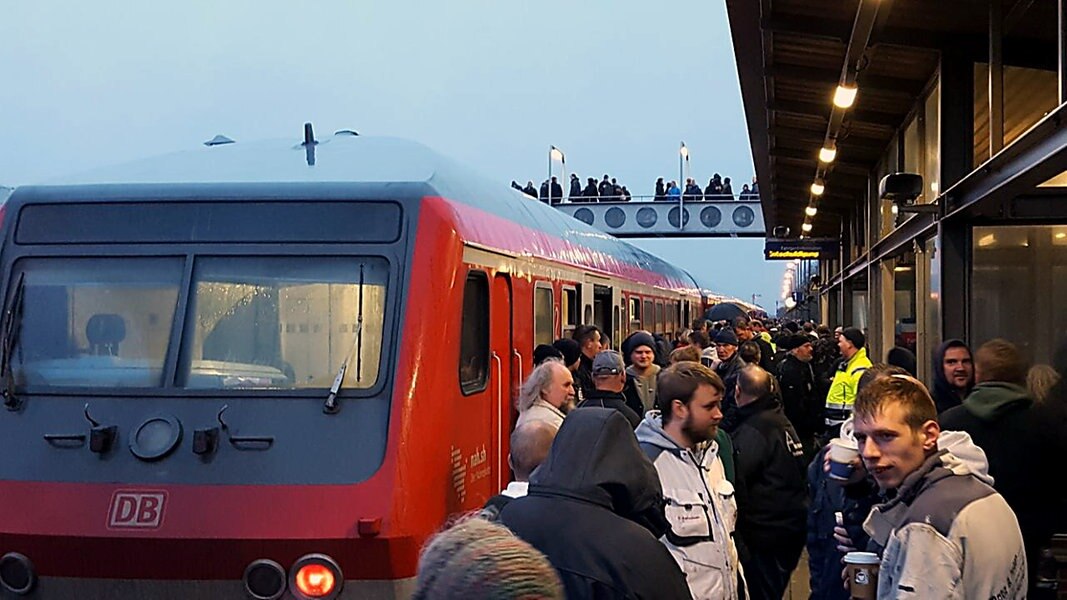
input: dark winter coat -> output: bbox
[599,179,614,198]
[750,334,776,373]
[655,180,665,200]
[500,409,693,600]
[716,354,746,432]
[550,181,564,204]
[575,353,595,399]
[583,182,599,198]
[940,382,1067,591]
[777,353,818,439]
[570,177,582,198]
[805,446,875,600]
[729,396,808,550]
[579,388,642,429]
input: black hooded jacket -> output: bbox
[729,396,809,550]
[579,388,642,429]
[500,409,692,600]
[930,339,973,413]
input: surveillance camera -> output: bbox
[879,173,923,206]
[772,225,790,238]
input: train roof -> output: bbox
[26,133,702,293]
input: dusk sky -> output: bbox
[0,0,787,308]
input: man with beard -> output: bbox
[516,359,576,431]
[713,328,746,432]
[930,339,975,413]
[777,333,819,454]
[636,362,743,599]
[729,366,807,600]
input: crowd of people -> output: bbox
[510,173,759,206]
[412,317,1067,599]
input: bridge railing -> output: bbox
[544,194,764,238]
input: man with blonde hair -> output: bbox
[516,359,575,431]
[853,374,1027,598]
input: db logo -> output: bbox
[107,490,167,529]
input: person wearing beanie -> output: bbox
[714,328,746,432]
[622,331,660,413]
[413,516,564,600]
[824,326,872,437]
[533,344,564,367]
[551,338,581,372]
[777,334,819,456]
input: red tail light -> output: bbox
[289,554,342,600]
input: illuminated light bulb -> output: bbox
[805,206,818,217]
[810,181,825,196]
[833,85,858,108]
[819,146,837,163]
[802,222,813,233]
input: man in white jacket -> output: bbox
[852,374,1027,599]
[635,362,743,599]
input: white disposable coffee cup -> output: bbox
[843,551,880,600]
[828,438,860,480]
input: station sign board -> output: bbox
[764,238,839,260]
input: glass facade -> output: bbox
[971,225,1067,365]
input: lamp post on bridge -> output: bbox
[549,145,565,204]
[678,142,689,230]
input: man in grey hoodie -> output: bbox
[940,338,1067,596]
[622,331,661,413]
[854,374,1027,598]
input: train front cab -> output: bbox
[0,187,437,599]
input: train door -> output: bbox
[592,284,613,348]
[612,287,623,350]
[580,281,594,326]
[490,273,514,492]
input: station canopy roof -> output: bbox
[727,0,1059,239]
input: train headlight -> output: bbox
[243,559,286,600]
[289,554,343,599]
[0,552,36,596]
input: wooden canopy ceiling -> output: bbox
[727,0,1059,239]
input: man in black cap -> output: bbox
[577,350,642,429]
[824,327,871,437]
[714,328,746,432]
[777,334,819,456]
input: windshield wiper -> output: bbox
[2,273,26,411]
[323,264,366,414]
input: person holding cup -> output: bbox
[849,374,1027,599]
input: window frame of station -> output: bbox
[459,269,490,396]
[533,281,554,347]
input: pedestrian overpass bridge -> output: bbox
[553,197,765,238]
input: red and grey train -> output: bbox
[0,130,717,599]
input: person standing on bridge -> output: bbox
[583,177,599,199]
[667,180,681,201]
[568,173,581,200]
[598,174,613,199]
[549,176,563,205]
[655,177,666,201]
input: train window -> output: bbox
[629,297,641,328]
[562,287,578,334]
[643,300,654,330]
[534,285,554,346]
[459,271,490,394]
[656,302,665,334]
[9,257,183,388]
[179,256,389,389]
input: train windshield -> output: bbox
[13,257,183,388]
[9,256,388,390]
[177,256,386,389]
